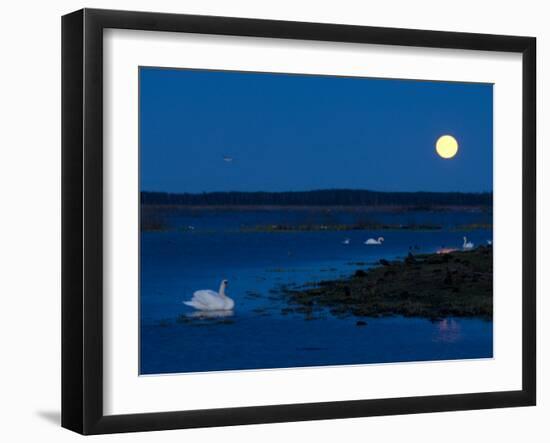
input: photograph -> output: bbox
[139,67,494,375]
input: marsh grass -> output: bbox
[240,222,442,233]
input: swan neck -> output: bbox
[219,282,226,297]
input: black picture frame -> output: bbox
[62,8,536,435]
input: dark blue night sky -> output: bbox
[139,67,493,193]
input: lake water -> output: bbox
[140,208,493,374]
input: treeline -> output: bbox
[141,189,492,207]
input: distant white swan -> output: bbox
[487,239,492,246]
[463,236,474,250]
[183,280,234,311]
[342,238,350,245]
[365,237,384,245]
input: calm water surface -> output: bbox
[140,209,493,374]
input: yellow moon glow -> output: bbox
[435,135,459,159]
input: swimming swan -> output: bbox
[183,280,234,311]
[342,238,351,245]
[365,237,384,245]
[463,237,474,250]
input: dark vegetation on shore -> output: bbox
[141,213,169,232]
[140,213,492,233]
[142,189,493,207]
[240,222,442,233]
[238,222,493,233]
[281,247,493,321]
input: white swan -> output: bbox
[183,280,234,311]
[487,239,492,246]
[342,238,350,245]
[365,237,384,245]
[463,236,474,250]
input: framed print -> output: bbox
[61,8,536,435]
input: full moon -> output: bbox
[435,135,459,159]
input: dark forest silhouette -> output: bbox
[141,189,492,207]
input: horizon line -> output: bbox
[141,188,494,195]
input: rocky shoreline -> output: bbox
[281,247,493,321]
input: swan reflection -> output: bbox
[433,318,462,343]
[185,310,235,319]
